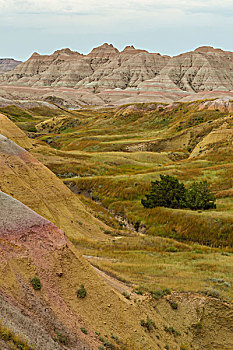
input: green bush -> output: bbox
[0,319,34,349]
[77,284,87,298]
[165,246,178,253]
[27,126,37,132]
[122,292,131,300]
[141,175,186,209]
[81,328,87,334]
[56,332,68,345]
[142,175,216,211]
[180,346,189,350]
[134,287,143,295]
[193,321,203,332]
[164,326,180,337]
[185,181,216,210]
[31,276,41,290]
[151,288,171,300]
[140,318,155,332]
[170,301,178,310]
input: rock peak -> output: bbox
[88,43,119,58]
[121,45,148,54]
[194,46,223,53]
[31,52,40,58]
[53,48,81,56]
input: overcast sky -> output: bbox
[0,0,233,61]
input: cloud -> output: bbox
[0,0,232,35]
[0,0,232,16]
[0,0,232,60]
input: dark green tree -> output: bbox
[185,181,216,210]
[141,175,186,209]
[142,175,216,211]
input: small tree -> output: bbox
[142,175,216,211]
[141,175,186,209]
[77,284,87,298]
[185,181,216,210]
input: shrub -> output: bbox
[151,288,171,300]
[81,328,87,334]
[170,301,178,310]
[99,336,115,350]
[31,276,41,290]
[185,181,216,210]
[193,321,203,332]
[27,126,37,132]
[134,220,141,232]
[140,318,155,332]
[142,175,216,211]
[134,287,143,295]
[164,326,180,337]
[165,246,178,253]
[122,292,131,300]
[141,175,186,209]
[202,289,220,298]
[77,284,87,298]
[0,319,34,349]
[111,334,120,344]
[162,288,171,295]
[180,345,189,350]
[56,332,68,345]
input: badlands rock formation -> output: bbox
[0,44,169,90]
[1,45,233,92]
[1,44,233,105]
[0,58,21,74]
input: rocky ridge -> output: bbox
[1,45,233,101]
[0,59,21,74]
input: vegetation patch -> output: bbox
[0,319,34,350]
[30,276,41,290]
[140,318,156,332]
[77,284,87,298]
[142,175,216,210]
[150,288,171,300]
[81,327,88,335]
[164,326,180,337]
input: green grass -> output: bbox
[73,234,233,301]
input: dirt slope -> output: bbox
[1,190,232,350]
[0,113,110,240]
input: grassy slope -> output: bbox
[1,102,233,305]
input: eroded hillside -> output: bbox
[1,45,233,105]
[0,99,233,350]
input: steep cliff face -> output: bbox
[0,44,169,90]
[1,45,233,96]
[139,47,233,94]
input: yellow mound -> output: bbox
[0,115,108,241]
[0,113,32,149]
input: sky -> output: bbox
[0,0,233,61]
